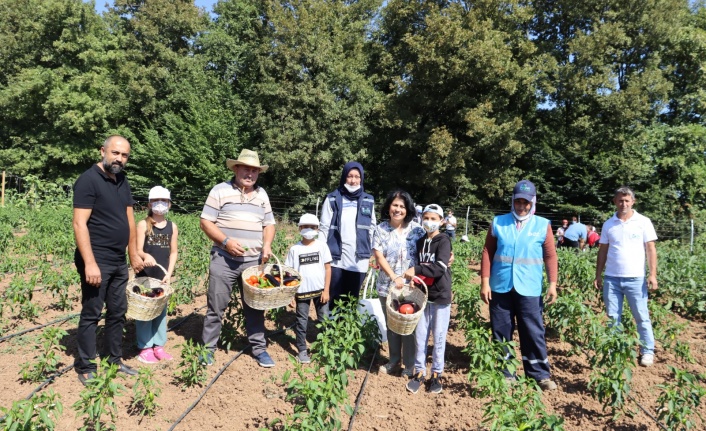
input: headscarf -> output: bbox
[338,161,365,200]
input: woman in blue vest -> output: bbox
[319,162,376,307]
[479,179,559,391]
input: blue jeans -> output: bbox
[414,302,451,376]
[135,307,167,349]
[603,276,654,355]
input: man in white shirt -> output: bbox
[442,210,457,241]
[594,186,658,367]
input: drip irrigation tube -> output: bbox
[167,324,294,431]
[347,344,378,431]
[574,346,669,430]
[0,313,80,343]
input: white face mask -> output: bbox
[152,201,169,215]
[422,220,440,233]
[301,228,318,240]
[344,183,360,193]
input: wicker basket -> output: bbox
[385,276,428,336]
[126,264,173,321]
[242,254,301,310]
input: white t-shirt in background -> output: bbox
[600,211,657,278]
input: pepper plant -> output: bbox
[73,358,125,431]
[0,390,63,431]
[20,327,68,383]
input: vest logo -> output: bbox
[526,232,541,237]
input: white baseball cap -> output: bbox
[298,213,320,226]
[148,186,171,201]
[423,204,444,218]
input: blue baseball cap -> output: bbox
[513,180,536,201]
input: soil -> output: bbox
[1,265,705,431]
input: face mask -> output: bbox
[301,228,318,240]
[152,202,169,215]
[344,183,360,193]
[422,220,440,233]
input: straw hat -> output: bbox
[226,149,269,172]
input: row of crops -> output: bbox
[1,196,705,430]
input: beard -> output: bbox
[102,159,123,174]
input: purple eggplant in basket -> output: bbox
[264,274,281,287]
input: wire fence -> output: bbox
[1,172,700,243]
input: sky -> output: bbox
[88,0,219,14]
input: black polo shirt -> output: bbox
[73,164,134,266]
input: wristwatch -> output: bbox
[222,237,229,247]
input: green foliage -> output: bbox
[656,366,706,430]
[72,358,126,431]
[218,295,245,353]
[483,376,565,431]
[0,390,63,431]
[175,339,211,389]
[19,327,68,383]
[274,294,380,430]
[129,367,162,418]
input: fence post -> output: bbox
[464,206,470,236]
[315,197,320,218]
[1,171,5,207]
[691,219,694,254]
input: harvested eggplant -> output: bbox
[264,274,281,287]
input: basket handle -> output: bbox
[129,263,169,284]
[361,268,378,300]
[409,275,428,297]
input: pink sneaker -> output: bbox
[153,346,173,361]
[138,348,158,364]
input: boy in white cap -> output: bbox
[285,213,332,364]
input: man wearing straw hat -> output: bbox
[200,149,276,367]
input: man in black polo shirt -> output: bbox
[73,135,144,385]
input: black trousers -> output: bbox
[489,288,551,382]
[559,238,580,249]
[74,258,129,374]
[329,267,366,311]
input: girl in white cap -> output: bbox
[135,186,179,364]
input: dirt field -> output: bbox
[1,267,705,431]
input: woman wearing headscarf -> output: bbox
[319,162,376,306]
[479,179,559,391]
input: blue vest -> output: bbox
[489,213,549,297]
[325,190,374,261]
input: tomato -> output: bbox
[248,276,259,285]
[399,304,415,315]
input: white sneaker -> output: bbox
[640,353,654,367]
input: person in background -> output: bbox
[285,214,332,365]
[594,186,658,367]
[561,216,587,250]
[413,205,423,225]
[200,149,276,368]
[403,204,452,395]
[480,179,558,391]
[318,162,376,307]
[72,135,144,385]
[135,186,178,364]
[442,209,457,241]
[586,224,601,249]
[555,219,568,247]
[373,190,425,378]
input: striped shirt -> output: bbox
[201,180,276,262]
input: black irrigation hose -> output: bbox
[167,324,295,431]
[627,393,669,431]
[0,304,209,415]
[347,343,379,431]
[0,313,80,343]
[575,346,669,430]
